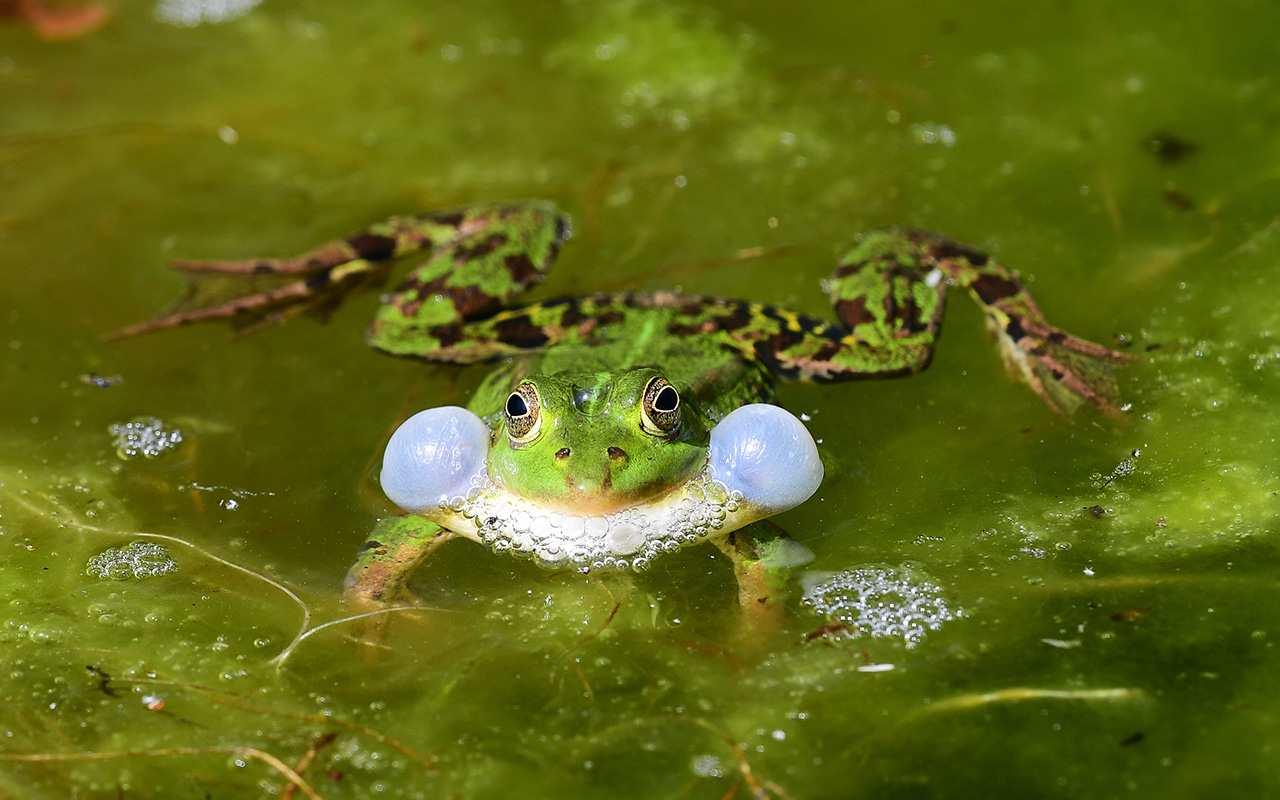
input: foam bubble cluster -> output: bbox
[86,541,179,580]
[439,470,745,572]
[109,416,184,460]
[802,564,962,647]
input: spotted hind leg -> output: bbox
[108,202,570,344]
[759,228,1134,415]
[833,229,1135,415]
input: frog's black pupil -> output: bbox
[506,393,528,417]
[654,386,679,412]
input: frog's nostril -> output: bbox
[555,447,571,460]
[607,446,627,462]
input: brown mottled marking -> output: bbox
[557,301,586,328]
[455,232,509,261]
[715,304,756,332]
[835,297,876,327]
[451,285,502,320]
[304,271,331,290]
[503,252,539,284]
[930,236,989,267]
[812,341,842,361]
[970,274,1021,303]
[429,323,464,350]
[346,232,398,262]
[432,211,465,227]
[885,292,924,336]
[493,316,551,348]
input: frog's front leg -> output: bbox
[108,202,568,342]
[344,515,456,608]
[709,521,804,619]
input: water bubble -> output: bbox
[154,0,262,27]
[27,627,60,644]
[436,469,747,571]
[803,564,963,648]
[86,541,179,580]
[691,754,724,778]
[109,417,183,460]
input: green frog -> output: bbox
[112,202,1131,611]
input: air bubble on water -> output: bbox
[109,417,183,460]
[86,541,179,580]
[802,563,963,648]
[691,754,724,778]
[154,0,262,27]
[443,468,745,572]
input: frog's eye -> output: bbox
[504,381,542,443]
[640,376,681,435]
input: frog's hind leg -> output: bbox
[107,202,568,342]
[344,515,457,609]
[365,203,571,362]
[841,229,1136,416]
[733,228,1133,416]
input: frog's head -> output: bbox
[379,369,823,564]
[484,368,709,513]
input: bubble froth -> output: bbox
[802,564,962,647]
[109,416,183,460]
[447,470,734,571]
[86,541,179,580]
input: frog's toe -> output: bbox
[708,404,823,514]
[381,406,490,512]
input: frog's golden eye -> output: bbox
[640,376,681,435]
[505,382,542,443]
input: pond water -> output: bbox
[3,0,1279,797]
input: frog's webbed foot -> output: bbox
[980,295,1134,417]
[105,231,410,340]
[895,229,1136,417]
[344,515,456,609]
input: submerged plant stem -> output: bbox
[919,686,1145,714]
[0,746,323,800]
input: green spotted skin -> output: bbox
[115,201,1133,608]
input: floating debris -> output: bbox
[1,0,111,40]
[79,372,123,388]
[802,564,963,648]
[86,540,178,580]
[1092,448,1141,489]
[109,416,183,460]
[1142,131,1197,165]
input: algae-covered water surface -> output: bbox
[3,1,1279,797]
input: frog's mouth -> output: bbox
[379,404,823,569]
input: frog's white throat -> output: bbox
[379,404,823,570]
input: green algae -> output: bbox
[3,0,1280,797]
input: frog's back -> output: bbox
[495,303,774,422]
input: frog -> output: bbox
[111,201,1132,612]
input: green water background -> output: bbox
[2,0,1279,797]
